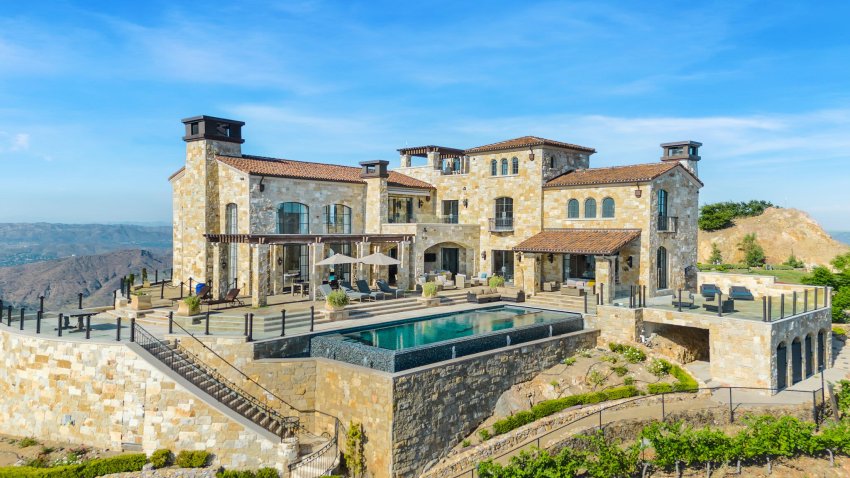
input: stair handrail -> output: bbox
[169,319,304,413]
[133,322,299,437]
[289,416,341,476]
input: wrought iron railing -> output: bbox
[657,215,678,232]
[132,322,300,438]
[488,217,514,232]
[440,214,459,224]
[289,418,340,477]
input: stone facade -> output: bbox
[0,328,293,472]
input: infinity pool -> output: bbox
[310,305,584,372]
[340,306,572,351]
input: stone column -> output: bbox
[519,253,538,296]
[356,241,371,281]
[400,154,412,168]
[250,244,269,308]
[309,242,326,301]
[427,150,440,169]
[271,245,284,295]
[595,256,616,304]
[397,240,411,291]
[212,243,224,299]
[786,339,794,386]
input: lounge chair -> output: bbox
[729,286,755,301]
[671,291,695,309]
[376,279,404,298]
[435,275,456,290]
[203,288,244,309]
[356,280,386,301]
[339,282,370,302]
[317,284,334,300]
[195,284,212,300]
[471,272,491,286]
[700,283,720,300]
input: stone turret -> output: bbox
[661,141,701,178]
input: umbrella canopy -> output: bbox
[359,252,401,266]
[316,253,359,266]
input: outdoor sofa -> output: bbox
[466,286,526,303]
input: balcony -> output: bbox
[489,217,514,232]
[658,215,678,233]
[439,214,458,224]
[388,213,415,224]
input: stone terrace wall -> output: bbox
[391,329,599,478]
[0,329,291,471]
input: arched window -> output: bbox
[511,157,519,175]
[657,246,668,289]
[549,156,555,169]
[602,197,615,218]
[490,159,498,176]
[584,198,597,218]
[278,202,309,234]
[657,189,668,217]
[500,158,508,175]
[324,204,351,234]
[567,199,580,218]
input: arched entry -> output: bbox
[791,338,803,384]
[421,241,475,280]
[776,342,787,390]
[818,330,826,371]
[805,335,814,378]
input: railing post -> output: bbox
[717,292,723,317]
[85,315,91,339]
[804,289,809,312]
[310,306,315,332]
[58,313,63,337]
[168,311,174,334]
[160,281,165,300]
[19,308,24,330]
[780,294,785,319]
[678,289,682,312]
[116,317,122,341]
[6,305,11,326]
[130,318,136,342]
[78,292,83,309]
[813,390,819,431]
[243,313,249,336]
[247,313,254,342]
[583,293,588,314]
[205,311,210,336]
[629,285,634,308]
[826,286,831,308]
[600,283,604,305]
[36,311,41,334]
[179,282,184,299]
[188,278,194,296]
[814,288,819,310]
[113,290,117,308]
[281,310,286,337]
[768,296,772,321]
[729,387,734,423]
[155,269,158,283]
[793,291,798,316]
[39,296,44,314]
[762,296,767,321]
[642,285,647,308]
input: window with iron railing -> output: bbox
[442,200,459,224]
[658,215,678,232]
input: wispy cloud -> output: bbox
[0,131,30,155]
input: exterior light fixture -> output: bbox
[528,147,535,161]
[627,256,634,268]
[418,199,423,208]
[481,251,487,260]
[221,259,227,268]
[634,184,642,198]
[548,253,554,263]
[463,199,468,208]
[277,257,283,266]
[516,252,523,261]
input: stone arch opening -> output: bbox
[791,337,803,384]
[421,241,475,282]
[776,342,788,390]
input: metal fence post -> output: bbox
[78,292,83,309]
[310,306,315,332]
[39,296,44,313]
[188,278,194,296]
[205,311,210,336]
[6,305,11,326]
[36,311,41,334]
[247,313,254,342]
[678,289,682,312]
[600,283,605,305]
[643,285,647,308]
[813,390,819,431]
[155,269,158,283]
[243,314,249,336]
[168,311,174,334]
[780,294,785,319]
[58,314,63,337]
[19,308,24,330]
[179,282,184,299]
[814,288,819,310]
[729,387,734,423]
[793,291,798,316]
[116,317,121,341]
[281,310,286,337]
[762,296,767,321]
[160,281,165,299]
[718,292,723,317]
[804,289,808,312]
[583,293,588,314]
[768,296,772,321]
[130,318,136,342]
[85,315,91,339]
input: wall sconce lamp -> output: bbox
[277,257,283,266]
[258,176,266,192]
[418,199,423,208]
[626,256,634,268]
[481,251,487,260]
[548,253,554,263]
[516,252,523,261]
[425,196,430,202]
[463,199,468,208]
[634,184,642,198]
[528,147,535,161]
[221,259,227,268]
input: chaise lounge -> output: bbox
[337,282,370,302]
[356,280,386,301]
[202,288,243,309]
[376,279,405,298]
[700,283,720,300]
[728,286,755,301]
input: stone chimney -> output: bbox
[660,141,701,177]
[360,160,389,233]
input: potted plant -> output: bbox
[488,275,506,288]
[324,290,350,321]
[177,295,202,316]
[417,282,440,307]
[130,291,152,310]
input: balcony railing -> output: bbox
[388,214,415,224]
[489,217,514,232]
[439,214,459,224]
[658,215,678,232]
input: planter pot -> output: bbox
[130,295,152,311]
[143,281,151,288]
[417,297,441,308]
[323,309,349,322]
[325,303,346,312]
[177,301,200,316]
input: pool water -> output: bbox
[339,306,572,351]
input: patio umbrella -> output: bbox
[316,253,358,266]
[358,252,401,266]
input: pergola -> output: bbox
[205,233,414,306]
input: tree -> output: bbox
[833,287,850,324]
[737,233,766,267]
[344,421,366,478]
[698,200,777,231]
[831,252,850,274]
[708,243,723,265]
[783,253,805,269]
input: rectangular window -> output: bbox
[388,197,414,223]
[190,122,199,135]
[442,200,458,223]
[668,147,683,156]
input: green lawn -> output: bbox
[725,268,808,284]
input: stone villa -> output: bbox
[170,115,702,306]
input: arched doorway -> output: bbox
[776,342,787,390]
[657,246,668,290]
[805,335,814,378]
[791,338,803,384]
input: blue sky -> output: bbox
[0,1,849,229]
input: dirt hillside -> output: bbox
[698,207,849,267]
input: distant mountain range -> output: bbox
[0,222,171,267]
[830,231,850,246]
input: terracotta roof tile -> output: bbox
[514,229,641,255]
[216,155,434,189]
[465,136,596,154]
[544,162,701,187]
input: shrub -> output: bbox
[835,380,850,417]
[325,290,349,308]
[344,421,365,478]
[150,449,173,469]
[648,382,673,394]
[833,287,850,323]
[622,347,646,364]
[256,469,279,478]
[488,275,506,288]
[17,437,39,448]
[670,364,699,392]
[834,327,847,337]
[699,200,775,231]
[421,282,438,298]
[175,450,211,468]
[623,376,635,386]
[738,233,766,267]
[0,453,148,478]
[577,348,592,358]
[461,439,471,447]
[563,357,576,366]
[600,354,618,364]
[478,428,491,441]
[586,370,606,388]
[783,254,805,269]
[708,243,723,265]
[611,365,628,377]
[183,295,201,313]
[648,358,672,377]
[217,471,256,478]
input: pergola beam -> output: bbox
[205,233,413,245]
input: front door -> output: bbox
[492,250,514,282]
[441,248,459,276]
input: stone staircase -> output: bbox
[526,291,598,315]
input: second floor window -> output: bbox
[501,158,508,175]
[658,189,668,217]
[442,200,459,223]
[324,204,351,234]
[584,198,597,218]
[602,198,615,218]
[511,157,519,175]
[495,197,513,219]
[491,160,498,176]
[567,199,580,218]
[278,202,309,234]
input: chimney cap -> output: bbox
[660,140,702,148]
[359,160,389,179]
[182,115,245,144]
